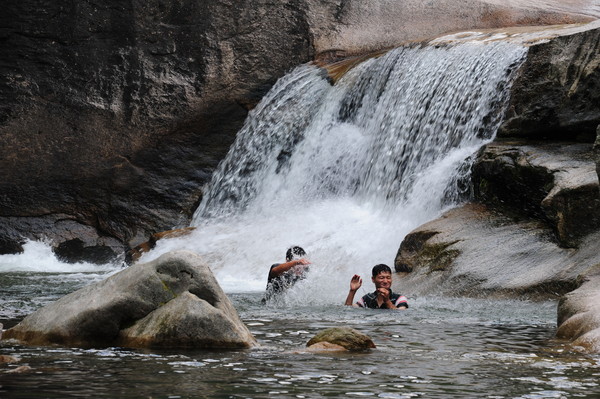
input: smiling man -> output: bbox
[345,264,408,309]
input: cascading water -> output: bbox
[143,41,527,303]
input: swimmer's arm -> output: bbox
[269,258,310,278]
[345,274,362,307]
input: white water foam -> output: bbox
[0,239,116,274]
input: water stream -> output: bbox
[2,41,599,397]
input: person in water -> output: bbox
[345,264,408,309]
[264,246,311,300]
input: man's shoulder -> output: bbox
[267,263,281,279]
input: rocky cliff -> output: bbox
[1,0,597,262]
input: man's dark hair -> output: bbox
[286,246,306,261]
[372,264,392,277]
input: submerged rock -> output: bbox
[2,250,256,349]
[0,355,19,364]
[557,267,600,353]
[4,366,32,374]
[306,327,376,351]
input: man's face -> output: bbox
[372,272,392,290]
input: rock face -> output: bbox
[306,327,376,351]
[556,266,600,353]
[0,0,314,262]
[595,125,600,184]
[394,141,600,299]
[1,0,597,262]
[394,204,600,299]
[2,250,256,349]
[472,142,600,248]
[498,24,600,141]
[396,141,600,295]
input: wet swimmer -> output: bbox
[264,246,311,301]
[345,264,408,309]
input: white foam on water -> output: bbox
[0,239,116,273]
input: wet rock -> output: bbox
[306,327,375,351]
[594,124,600,187]
[393,203,600,299]
[3,250,256,349]
[305,341,349,352]
[472,142,600,248]
[125,227,196,265]
[395,231,458,274]
[4,365,32,374]
[120,291,255,348]
[0,215,126,263]
[556,266,600,353]
[0,355,18,364]
[498,25,600,141]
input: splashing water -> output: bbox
[139,41,527,302]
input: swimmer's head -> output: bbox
[286,246,306,261]
[372,264,392,277]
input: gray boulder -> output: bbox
[557,266,600,353]
[2,251,256,349]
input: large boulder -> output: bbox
[393,204,600,299]
[0,0,597,262]
[556,266,600,353]
[2,250,256,349]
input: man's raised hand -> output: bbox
[350,274,362,291]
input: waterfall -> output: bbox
[193,42,526,221]
[147,41,527,301]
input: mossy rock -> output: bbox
[306,327,376,350]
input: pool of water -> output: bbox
[1,271,599,398]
